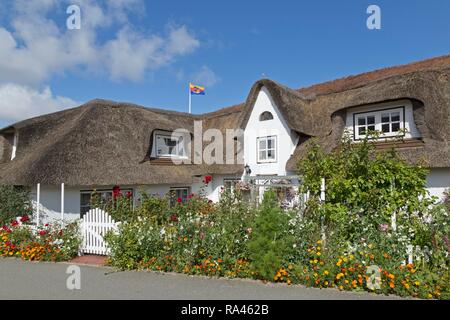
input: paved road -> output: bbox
[0,259,403,300]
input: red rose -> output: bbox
[126,191,133,199]
[11,220,19,227]
[5,241,11,246]
[170,214,178,222]
[203,175,213,185]
[39,231,47,236]
[177,197,183,203]
[187,193,194,199]
[112,186,121,199]
[20,215,30,223]
[44,223,49,227]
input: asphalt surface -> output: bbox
[0,258,403,300]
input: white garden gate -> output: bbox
[81,208,118,255]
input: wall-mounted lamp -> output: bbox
[244,164,252,175]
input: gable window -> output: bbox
[257,136,277,163]
[259,111,274,121]
[353,107,405,140]
[155,133,185,158]
[170,187,190,205]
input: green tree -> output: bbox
[0,185,31,225]
[247,190,294,280]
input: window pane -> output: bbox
[358,127,366,135]
[259,139,266,150]
[267,138,273,149]
[392,122,400,132]
[267,150,275,159]
[381,114,390,123]
[367,125,375,132]
[391,112,400,122]
[259,151,266,160]
[357,117,366,125]
[382,124,390,133]
[367,116,375,125]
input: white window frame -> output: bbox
[353,107,405,140]
[80,188,133,217]
[170,187,190,205]
[154,133,186,158]
[257,136,277,163]
[223,178,241,192]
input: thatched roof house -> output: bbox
[1,54,449,187]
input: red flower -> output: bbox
[177,197,183,203]
[203,175,213,185]
[187,193,194,199]
[5,241,11,247]
[2,225,11,233]
[112,186,121,199]
[170,214,178,222]
[39,231,47,236]
[11,220,19,227]
[20,215,30,223]
[126,191,133,199]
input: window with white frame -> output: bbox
[155,133,185,158]
[223,178,240,192]
[80,189,133,217]
[257,136,277,163]
[170,187,190,205]
[353,107,405,140]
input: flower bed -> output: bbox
[0,216,81,262]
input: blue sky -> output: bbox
[0,0,449,128]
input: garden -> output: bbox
[1,136,449,299]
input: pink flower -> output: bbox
[379,224,389,232]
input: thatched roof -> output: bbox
[0,99,243,186]
[1,54,449,186]
[237,55,450,171]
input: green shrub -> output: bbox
[0,185,31,225]
[247,190,294,280]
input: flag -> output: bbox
[189,83,205,95]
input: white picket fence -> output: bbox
[81,208,118,255]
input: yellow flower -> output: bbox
[317,246,321,251]
[288,265,293,270]
[349,254,354,260]
[323,270,329,276]
[316,252,321,257]
[313,259,318,264]
[317,240,322,245]
[427,294,433,299]
[388,274,395,279]
[414,281,420,286]
[404,283,410,289]
[336,259,343,267]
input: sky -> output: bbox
[0,0,449,128]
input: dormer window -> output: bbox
[155,133,185,158]
[259,111,274,121]
[353,106,405,140]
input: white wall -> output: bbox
[426,168,450,202]
[31,185,81,223]
[243,86,298,176]
[345,100,421,140]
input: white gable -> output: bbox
[243,86,298,176]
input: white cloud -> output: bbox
[0,0,200,84]
[0,84,79,122]
[191,66,220,87]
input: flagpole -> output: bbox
[188,82,192,114]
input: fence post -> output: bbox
[36,183,40,226]
[320,178,326,243]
